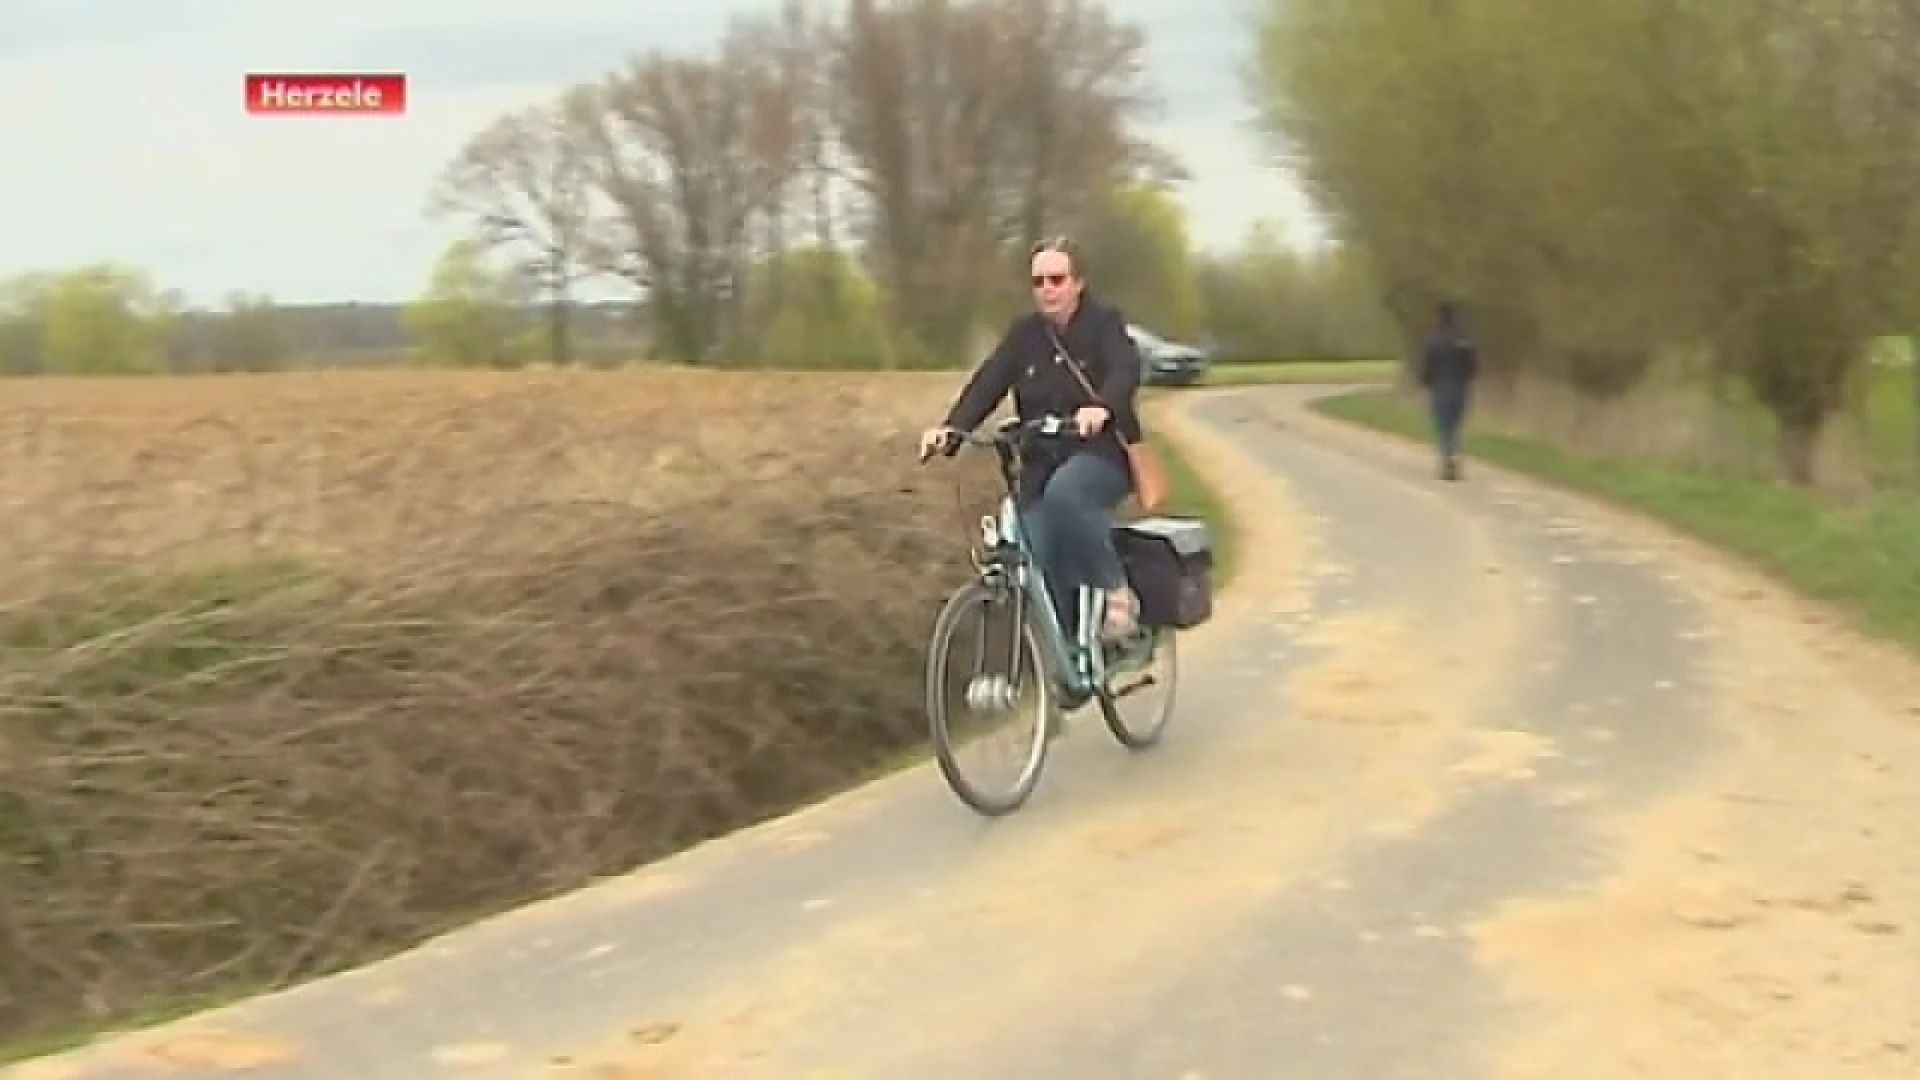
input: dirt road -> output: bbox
[13,385,1920,1079]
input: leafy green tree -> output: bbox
[1075,183,1205,341]
[1245,0,1920,483]
[0,273,56,374]
[403,239,532,369]
[39,264,173,374]
[740,246,893,369]
[1197,224,1396,359]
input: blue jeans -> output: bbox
[1024,451,1131,633]
[1430,385,1468,461]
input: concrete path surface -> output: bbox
[12,385,1920,1080]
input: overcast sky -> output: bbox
[1,0,1319,305]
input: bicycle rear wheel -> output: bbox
[1098,628,1178,750]
[926,580,1055,816]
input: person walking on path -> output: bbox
[1418,302,1478,481]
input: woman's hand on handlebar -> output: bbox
[1072,405,1110,439]
[920,414,1080,462]
[918,426,959,462]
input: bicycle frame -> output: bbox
[977,486,1103,699]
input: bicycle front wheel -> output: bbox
[1099,628,1178,750]
[925,580,1055,816]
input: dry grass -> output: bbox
[0,368,1001,1047]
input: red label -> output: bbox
[244,73,407,115]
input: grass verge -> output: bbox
[1150,427,1238,588]
[1313,388,1920,652]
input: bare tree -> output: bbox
[989,0,1158,244]
[574,24,806,362]
[429,100,600,366]
[834,0,1003,355]
[832,0,1161,360]
[717,5,838,341]
[426,0,1168,369]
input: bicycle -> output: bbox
[919,414,1188,816]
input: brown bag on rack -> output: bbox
[1044,323,1169,512]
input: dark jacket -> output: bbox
[1418,328,1478,391]
[943,295,1143,494]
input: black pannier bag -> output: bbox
[1114,516,1214,630]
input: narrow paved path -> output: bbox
[15,386,1920,1080]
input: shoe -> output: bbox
[1441,457,1461,481]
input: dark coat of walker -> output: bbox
[1418,302,1478,480]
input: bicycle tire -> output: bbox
[925,579,1055,816]
[1099,628,1178,750]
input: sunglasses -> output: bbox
[1030,272,1070,288]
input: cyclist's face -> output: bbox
[1029,251,1080,318]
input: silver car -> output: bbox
[1126,324,1211,387]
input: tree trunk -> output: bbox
[548,297,571,367]
[547,261,573,367]
[1776,414,1821,487]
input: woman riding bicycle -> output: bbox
[918,236,1146,642]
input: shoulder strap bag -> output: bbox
[1043,322,1170,513]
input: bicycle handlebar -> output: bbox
[918,414,1079,463]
